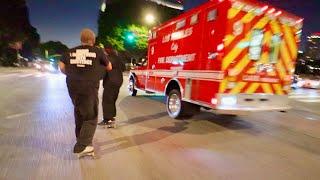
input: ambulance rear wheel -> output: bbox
[128,78,137,96]
[166,89,199,119]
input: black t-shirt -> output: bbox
[103,53,125,87]
[60,45,109,81]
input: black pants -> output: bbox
[102,81,121,120]
[67,79,99,147]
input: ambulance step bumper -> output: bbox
[215,93,290,115]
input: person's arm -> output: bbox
[59,61,66,74]
[106,61,112,71]
[59,53,67,74]
[99,49,112,71]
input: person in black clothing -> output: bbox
[98,48,125,127]
[59,28,112,155]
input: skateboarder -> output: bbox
[98,48,125,128]
[59,28,112,157]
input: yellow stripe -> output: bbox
[232,55,250,76]
[263,31,272,45]
[222,41,247,70]
[228,8,242,19]
[224,35,236,47]
[268,71,276,76]
[261,83,273,94]
[230,82,247,94]
[241,12,255,23]
[247,67,256,74]
[283,25,298,60]
[275,60,286,80]
[254,16,270,29]
[246,83,260,94]
[219,79,228,93]
[272,84,284,95]
[280,41,294,71]
[260,52,269,64]
[270,20,281,34]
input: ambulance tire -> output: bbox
[167,89,200,119]
[129,78,137,96]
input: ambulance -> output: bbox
[128,0,303,118]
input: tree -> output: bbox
[106,24,148,51]
[39,41,69,59]
[97,0,181,60]
[0,0,40,66]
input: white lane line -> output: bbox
[19,74,34,78]
[0,73,20,78]
[35,73,46,77]
[6,112,32,119]
[297,99,320,103]
[289,95,320,99]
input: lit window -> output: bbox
[176,19,186,30]
[249,29,264,61]
[207,9,217,21]
[269,34,281,63]
[190,14,198,25]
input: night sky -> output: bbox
[27,0,100,48]
[27,0,319,48]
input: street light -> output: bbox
[145,14,156,25]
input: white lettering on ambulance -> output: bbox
[170,27,193,41]
[70,49,96,67]
[162,34,171,43]
[243,75,280,83]
[157,53,196,64]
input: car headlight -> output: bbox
[45,64,55,71]
[220,96,237,106]
[35,63,41,69]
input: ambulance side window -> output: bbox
[269,34,281,64]
[207,9,217,21]
[190,14,198,25]
[249,29,264,61]
[176,19,186,30]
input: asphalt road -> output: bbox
[0,69,319,180]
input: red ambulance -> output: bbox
[128,0,303,118]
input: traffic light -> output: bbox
[125,32,136,43]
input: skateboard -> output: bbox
[77,146,96,159]
[77,151,95,159]
[107,120,116,128]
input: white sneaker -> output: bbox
[77,146,95,158]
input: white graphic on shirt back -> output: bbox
[70,49,96,67]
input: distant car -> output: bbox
[297,79,320,89]
[33,60,59,73]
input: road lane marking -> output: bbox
[297,99,320,103]
[6,112,31,119]
[0,73,20,78]
[19,74,33,78]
